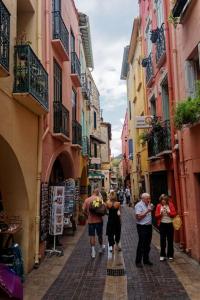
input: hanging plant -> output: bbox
[168,11,180,28]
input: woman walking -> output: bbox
[106,191,121,252]
[155,194,177,261]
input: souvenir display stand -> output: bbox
[45,186,64,257]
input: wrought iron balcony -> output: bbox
[146,53,154,84]
[82,136,90,156]
[52,11,69,61]
[156,24,166,64]
[72,120,82,146]
[148,120,171,158]
[81,73,90,100]
[53,102,70,140]
[0,0,10,76]
[71,52,81,87]
[13,45,48,115]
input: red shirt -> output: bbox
[155,201,177,226]
[83,195,103,224]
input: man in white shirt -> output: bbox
[134,193,153,268]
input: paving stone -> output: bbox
[121,207,189,300]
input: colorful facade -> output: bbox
[0,0,48,272]
[171,0,200,260]
[121,111,131,188]
[139,0,176,213]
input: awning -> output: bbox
[90,134,106,144]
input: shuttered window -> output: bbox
[185,60,197,98]
[54,60,62,102]
[94,111,97,129]
[128,139,133,160]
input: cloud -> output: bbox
[75,0,138,155]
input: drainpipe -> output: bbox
[35,116,43,267]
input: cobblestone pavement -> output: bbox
[25,206,198,300]
[121,207,189,300]
[42,226,107,300]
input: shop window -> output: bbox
[54,60,62,102]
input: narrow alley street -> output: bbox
[24,206,200,300]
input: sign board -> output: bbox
[49,186,65,236]
[135,116,153,128]
[91,157,101,164]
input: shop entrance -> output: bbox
[0,136,28,273]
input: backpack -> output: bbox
[89,197,107,216]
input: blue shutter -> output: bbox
[128,139,133,160]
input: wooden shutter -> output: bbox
[184,60,196,98]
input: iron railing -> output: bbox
[156,24,166,63]
[0,0,10,71]
[52,11,69,55]
[71,52,81,78]
[53,102,70,137]
[146,53,154,84]
[148,119,171,157]
[81,73,90,100]
[13,45,48,110]
[82,136,90,156]
[72,120,82,146]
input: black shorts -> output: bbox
[88,222,103,237]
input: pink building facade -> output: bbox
[139,0,178,224]
[172,0,200,260]
[121,111,131,187]
[41,0,82,184]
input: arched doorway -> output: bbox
[49,151,75,184]
[0,136,29,270]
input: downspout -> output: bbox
[34,0,43,267]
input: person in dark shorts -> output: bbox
[83,188,105,258]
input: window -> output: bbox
[128,139,133,160]
[161,80,170,121]
[72,89,77,120]
[52,0,61,12]
[94,111,97,129]
[94,143,97,157]
[146,21,152,56]
[129,101,131,120]
[70,30,75,52]
[185,60,197,98]
[155,0,164,27]
[150,96,156,116]
[54,60,62,102]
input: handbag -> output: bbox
[89,197,107,216]
[172,215,182,230]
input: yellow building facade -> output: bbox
[0,0,48,272]
[127,18,149,202]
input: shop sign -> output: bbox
[135,116,153,128]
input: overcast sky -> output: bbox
[75,0,138,156]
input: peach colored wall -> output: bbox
[41,0,81,181]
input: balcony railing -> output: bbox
[13,45,48,111]
[82,136,90,156]
[53,102,70,137]
[0,0,10,73]
[72,120,82,146]
[148,120,171,157]
[71,52,81,78]
[156,24,166,64]
[52,11,69,57]
[146,53,154,84]
[81,73,90,100]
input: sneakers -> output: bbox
[99,244,106,254]
[109,246,113,252]
[160,256,165,261]
[168,257,174,261]
[91,247,96,258]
